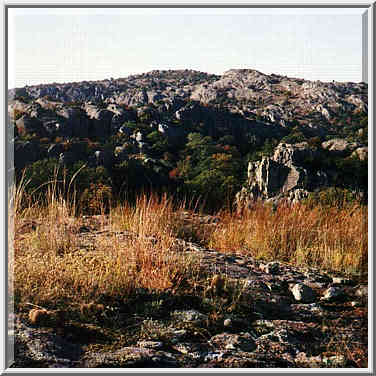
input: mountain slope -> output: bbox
[8,69,368,208]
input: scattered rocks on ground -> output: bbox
[290,283,316,303]
[321,287,345,302]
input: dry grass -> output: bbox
[208,202,367,275]
[13,188,201,309]
[11,175,368,310]
[110,194,186,238]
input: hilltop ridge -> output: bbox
[8,68,368,208]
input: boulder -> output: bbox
[290,283,316,303]
[321,138,360,156]
[238,143,313,203]
[84,346,177,368]
[209,332,256,352]
[272,142,318,166]
[321,286,344,301]
[13,320,83,368]
[351,147,368,161]
[236,142,328,206]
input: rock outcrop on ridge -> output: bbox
[236,142,327,206]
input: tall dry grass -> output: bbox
[13,183,201,309]
[11,171,368,310]
[209,202,367,275]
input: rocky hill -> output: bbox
[8,69,368,208]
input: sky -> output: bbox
[8,7,366,88]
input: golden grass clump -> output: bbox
[13,187,201,309]
[208,202,367,275]
[110,194,187,239]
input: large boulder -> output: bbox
[272,142,318,166]
[236,142,325,206]
[246,157,301,199]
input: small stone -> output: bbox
[171,309,208,323]
[332,277,352,285]
[234,258,246,266]
[321,286,344,301]
[137,340,163,350]
[304,281,328,289]
[322,355,346,367]
[263,262,280,275]
[290,283,316,303]
[209,332,256,352]
[172,343,191,354]
[204,352,224,362]
[243,279,269,291]
[355,285,368,298]
[172,329,187,338]
[223,319,232,327]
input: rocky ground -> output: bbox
[10,216,368,369]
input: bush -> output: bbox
[303,188,364,208]
[79,182,112,215]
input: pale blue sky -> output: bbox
[8,8,365,88]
